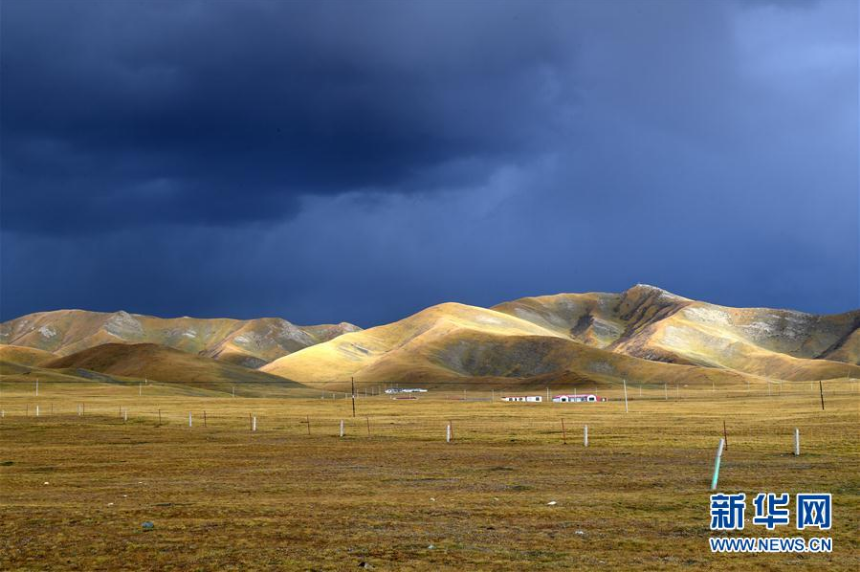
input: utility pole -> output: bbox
[351,377,357,418]
[819,380,825,411]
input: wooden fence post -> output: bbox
[819,381,825,410]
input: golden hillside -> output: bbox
[262,302,566,382]
[263,286,860,387]
[0,310,360,367]
[43,343,301,389]
[0,344,56,367]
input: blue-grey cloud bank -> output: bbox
[1,0,857,327]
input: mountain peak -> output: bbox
[624,284,689,301]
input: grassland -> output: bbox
[0,379,857,570]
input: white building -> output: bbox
[501,395,543,403]
[552,394,605,403]
[384,388,427,394]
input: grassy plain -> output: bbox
[0,379,858,570]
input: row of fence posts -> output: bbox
[0,403,816,463]
[6,377,851,419]
[0,403,86,417]
[172,414,808,465]
[168,414,595,446]
[181,414,373,435]
[0,405,807,453]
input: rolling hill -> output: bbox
[262,285,860,387]
[0,310,360,367]
[43,343,301,389]
[0,344,56,367]
[4,286,856,390]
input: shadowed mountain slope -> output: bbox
[494,285,860,374]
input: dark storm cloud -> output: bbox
[2,0,573,233]
[1,0,857,324]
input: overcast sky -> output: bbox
[1,0,857,327]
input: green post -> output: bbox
[711,438,725,490]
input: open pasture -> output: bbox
[1,379,858,570]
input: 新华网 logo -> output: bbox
[708,492,832,553]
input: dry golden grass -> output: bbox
[0,379,857,570]
[42,343,302,390]
[0,345,56,367]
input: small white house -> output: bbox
[501,395,543,403]
[552,394,605,403]
[384,388,427,394]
